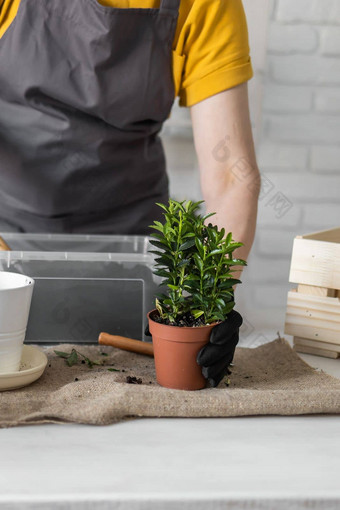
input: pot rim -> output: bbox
[0,272,35,292]
[147,309,220,330]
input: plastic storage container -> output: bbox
[0,233,159,343]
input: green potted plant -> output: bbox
[147,199,247,390]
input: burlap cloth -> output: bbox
[1,337,340,427]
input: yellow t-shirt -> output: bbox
[0,0,253,107]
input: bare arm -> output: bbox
[190,82,261,281]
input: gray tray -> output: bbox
[0,233,160,343]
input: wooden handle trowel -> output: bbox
[0,235,11,251]
[98,332,154,357]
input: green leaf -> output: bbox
[66,349,78,367]
[224,241,244,250]
[179,238,196,250]
[162,298,173,305]
[153,269,169,278]
[226,259,247,266]
[203,276,215,287]
[149,233,168,243]
[206,249,224,258]
[218,274,234,280]
[168,284,179,290]
[202,212,216,222]
[177,258,190,268]
[224,301,235,314]
[219,228,225,241]
[153,220,164,230]
[54,350,70,359]
[185,274,200,281]
[192,309,204,319]
[217,279,241,288]
[184,200,192,212]
[149,224,164,233]
[149,240,167,250]
[183,282,199,292]
[193,253,203,272]
[155,202,169,212]
[210,312,225,322]
[82,356,101,368]
[108,368,120,372]
[192,292,204,303]
[195,237,204,258]
[216,298,226,310]
[155,255,174,266]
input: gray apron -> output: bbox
[0,0,180,234]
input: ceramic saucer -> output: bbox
[0,345,48,391]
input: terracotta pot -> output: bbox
[147,309,216,391]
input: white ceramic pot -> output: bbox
[0,272,35,373]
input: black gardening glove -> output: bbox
[144,323,151,338]
[196,309,243,388]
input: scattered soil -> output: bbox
[126,376,142,385]
[152,311,208,328]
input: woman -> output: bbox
[0,0,259,255]
[0,0,261,385]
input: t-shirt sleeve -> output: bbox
[174,0,253,107]
[0,0,21,39]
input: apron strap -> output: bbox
[160,0,180,13]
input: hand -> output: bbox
[196,309,243,388]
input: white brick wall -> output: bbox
[311,146,340,172]
[258,142,308,170]
[276,0,340,24]
[262,84,313,112]
[267,24,319,54]
[314,88,340,113]
[302,204,340,229]
[265,114,340,143]
[320,26,340,55]
[161,0,340,333]
[245,0,340,330]
[269,55,340,84]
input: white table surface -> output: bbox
[0,333,340,510]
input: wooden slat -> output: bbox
[294,336,340,352]
[284,289,340,345]
[297,284,337,297]
[301,227,340,242]
[289,236,340,289]
[293,342,340,359]
[287,288,340,316]
[285,321,340,343]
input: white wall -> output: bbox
[244,0,340,335]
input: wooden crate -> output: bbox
[293,337,340,359]
[284,227,340,358]
[289,227,340,289]
[285,289,340,358]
